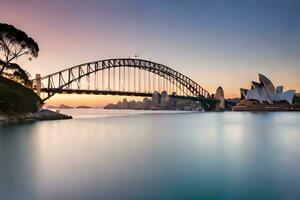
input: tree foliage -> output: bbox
[0,23,39,74]
[0,60,31,87]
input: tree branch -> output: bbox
[7,51,28,63]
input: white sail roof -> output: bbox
[279,90,295,104]
[243,74,295,104]
[246,87,268,103]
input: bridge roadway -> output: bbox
[41,88,219,105]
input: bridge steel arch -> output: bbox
[33,58,217,107]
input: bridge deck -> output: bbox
[41,88,219,103]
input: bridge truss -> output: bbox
[32,58,216,106]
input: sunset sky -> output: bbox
[1,0,299,106]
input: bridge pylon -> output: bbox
[35,74,41,97]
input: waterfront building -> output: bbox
[234,74,299,111]
[121,98,128,109]
[169,92,177,108]
[240,74,295,104]
[143,97,150,105]
[152,91,161,105]
[161,91,168,106]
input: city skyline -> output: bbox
[1,0,300,106]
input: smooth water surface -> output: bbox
[1,109,300,199]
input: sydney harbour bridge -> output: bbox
[32,58,219,110]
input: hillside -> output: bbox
[0,76,41,114]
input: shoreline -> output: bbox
[233,103,300,111]
[0,109,72,125]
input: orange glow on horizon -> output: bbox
[44,94,145,107]
[44,81,300,107]
[43,89,248,107]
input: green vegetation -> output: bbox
[0,23,39,75]
[0,23,40,115]
[0,61,32,87]
[0,76,41,114]
[294,95,300,105]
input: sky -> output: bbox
[1,0,300,106]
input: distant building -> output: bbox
[169,92,177,107]
[143,97,150,104]
[161,91,168,106]
[152,91,161,105]
[240,74,295,104]
[121,98,128,108]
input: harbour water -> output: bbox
[1,109,300,199]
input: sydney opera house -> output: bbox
[233,74,300,111]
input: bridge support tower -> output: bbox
[35,74,41,97]
[213,86,225,111]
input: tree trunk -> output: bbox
[0,63,7,75]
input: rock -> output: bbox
[0,109,72,125]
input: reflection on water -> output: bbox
[1,110,300,199]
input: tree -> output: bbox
[0,60,31,87]
[0,23,39,75]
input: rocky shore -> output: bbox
[0,109,72,125]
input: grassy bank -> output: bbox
[0,76,41,114]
